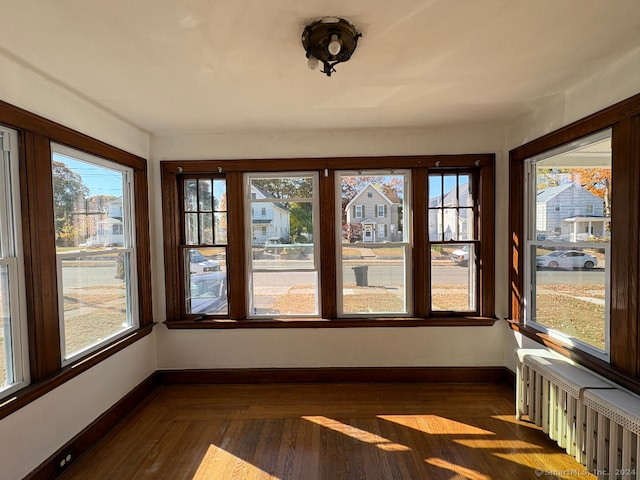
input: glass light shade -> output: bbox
[307,56,319,70]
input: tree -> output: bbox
[52,160,89,246]
[252,178,314,238]
[571,168,612,217]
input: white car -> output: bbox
[450,245,470,266]
[536,250,598,270]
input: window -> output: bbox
[51,144,139,364]
[509,93,640,385]
[0,126,28,396]
[182,176,227,316]
[161,155,495,326]
[339,171,409,316]
[0,100,152,418]
[428,172,478,312]
[523,130,611,358]
[248,174,318,317]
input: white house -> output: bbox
[250,185,291,244]
[536,182,610,241]
[428,182,472,241]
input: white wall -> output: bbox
[0,52,149,158]
[0,51,155,480]
[151,125,510,370]
[0,337,157,480]
[501,45,640,371]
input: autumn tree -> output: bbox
[571,168,612,217]
[52,160,89,246]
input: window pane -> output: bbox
[198,179,212,211]
[251,271,318,316]
[0,265,12,387]
[341,245,407,315]
[60,253,131,358]
[527,129,611,354]
[531,244,606,350]
[186,247,227,315]
[185,213,198,245]
[339,172,408,316]
[429,173,476,242]
[247,174,318,318]
[199,213,213,244]
[52,145,138,362]
[431,244,476,312]
[183,176,227,246]
[185,179,197,211]
[52,155,125,250]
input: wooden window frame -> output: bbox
[161,154,496,329]
[508,92,640,393]
[0,100,153,420]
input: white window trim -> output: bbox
[355,205,363,218]
[245,172,321,318]
[51,143,139,365]
[523,130,611,361]
[0,126,29,397]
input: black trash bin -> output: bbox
[352,265,369,286]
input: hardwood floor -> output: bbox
[59,383,594,480]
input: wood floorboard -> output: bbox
[58,383,595,480]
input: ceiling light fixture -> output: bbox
[302,17,361,77]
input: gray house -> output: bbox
[345,182,400,242]
[536,182,610,241]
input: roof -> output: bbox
[345,182,398,209]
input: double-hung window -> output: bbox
[51,144,139,364]
[182,175,228,316]
[523,130,611,359]
[0,126,28,395]
[338,171,410,316]
[428,171,478,313]
[247,173,319,317]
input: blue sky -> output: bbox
[53,153,123,197]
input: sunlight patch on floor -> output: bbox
[192,444,277,480]
[302,416,410,451]
[379,415,495,435]
[425,457,492,480]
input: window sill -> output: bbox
[164,316,498,329]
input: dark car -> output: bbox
[189,249,221,274]
[189,271,227,314]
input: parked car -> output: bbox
[450,245,470,266]
[264,237,287,256]
[536,250,598,269]
[189,271,227,314]
[189,250,221,274]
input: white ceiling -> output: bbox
[2,0,640,135]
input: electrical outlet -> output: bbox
[57,453,73,471]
